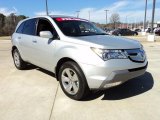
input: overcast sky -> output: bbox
[0,0,160,23]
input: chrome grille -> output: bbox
[124,48,146,63]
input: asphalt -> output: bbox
[0,40,160,120]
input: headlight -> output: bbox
[91,47,127,61]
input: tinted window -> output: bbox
[23,19,37,35]
[16,22,25,33]
[37,18,58,38]
[37,19,55,35]
[53,17,106,37]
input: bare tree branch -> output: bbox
[110,13,120,29]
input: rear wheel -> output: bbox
[12,49,27,70]
[58,61,89,100]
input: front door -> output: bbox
[30,18,59,72]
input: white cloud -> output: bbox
[0,7,18,16]
[35,0,160,23]
[107,0,128,12]
[12,7,18,13]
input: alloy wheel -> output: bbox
[61,68,79,95]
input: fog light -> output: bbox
[104,81,123,88]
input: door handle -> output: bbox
[32,40,37,43]
[18,37,21,39]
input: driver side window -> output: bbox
[37,18,58,37]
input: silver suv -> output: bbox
[12,16,148,100]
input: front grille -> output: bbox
[124,48,146,63]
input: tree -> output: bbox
[0,13,6,35]
[0,13,27,36]
[16,15,27,24]
[3,13,16,35]
[110,13,120,29]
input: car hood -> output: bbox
[65,35,141,49]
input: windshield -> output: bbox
[53,17,106,37]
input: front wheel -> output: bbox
[58,61,89,100]
[12,49,27,70]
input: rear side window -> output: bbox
[16,22,25,33]
[23,19,37,35]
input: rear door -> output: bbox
[18,18,38,62]
[14,21,26,59]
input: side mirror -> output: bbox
[40,31,53,39]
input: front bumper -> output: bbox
[99,62,148,89]
[79,59,148,89]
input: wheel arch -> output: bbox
[55,57,78,80]
[11,46,18,56]
[56,57,90,100]
[55,57,89,87]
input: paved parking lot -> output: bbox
[0,40,160,120]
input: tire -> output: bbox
[12,49,27,70]
[58,61,89,100]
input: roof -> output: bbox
[19,15,88,23]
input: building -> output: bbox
[157,21,160,27]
